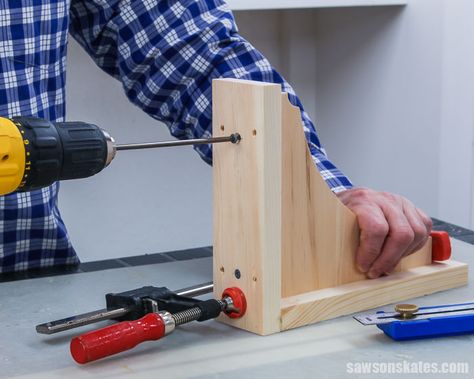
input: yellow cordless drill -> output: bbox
[0,116,240,196]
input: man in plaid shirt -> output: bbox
[0,0,431,278]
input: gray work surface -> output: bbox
[1,239,473,379]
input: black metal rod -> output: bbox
[116,133,241,151]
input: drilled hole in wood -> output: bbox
[219,266,225,273]
[2,155,9,161]
[234,269,241,279]
[252,276,258,282]
[220,125,225,131]
[252,129,257,136]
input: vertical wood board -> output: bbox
[212,79,282,335]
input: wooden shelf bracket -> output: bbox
[212,78,468,335]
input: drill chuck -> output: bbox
[0,116,115,195]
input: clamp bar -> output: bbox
[36,281,214,335]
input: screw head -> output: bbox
[234,269,241,279]
[230,133,241,144]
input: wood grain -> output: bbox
[212,78,467,335]
[280,93,432,297]
[281,260,468,330]
[212,79,282,335]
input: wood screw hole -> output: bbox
[252,129,257,136]
[252,276,257,282]
[234,269,241,279]
[219,266,225,273]
[2,155,9,161]
[220,125,225,131]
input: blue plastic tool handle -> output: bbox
[377,302,474,341]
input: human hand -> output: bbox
[336,187,432,278]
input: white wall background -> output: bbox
[61,0,474,262]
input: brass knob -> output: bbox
[395,304,419,319]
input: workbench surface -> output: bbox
[1,239,473,379]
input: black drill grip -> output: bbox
[54,122,108,180]
[12,117,109,191]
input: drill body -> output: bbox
[0,116,115,195]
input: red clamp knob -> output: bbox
[70,312,165,364]
[222,287,247,319]
[431,231,451,261]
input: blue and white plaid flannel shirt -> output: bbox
[0,0,352,273]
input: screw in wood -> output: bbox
[234,269,241,279]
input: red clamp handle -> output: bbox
[70,312,165,364]
[431,231,451,261]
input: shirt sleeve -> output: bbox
[69,0,353,192]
